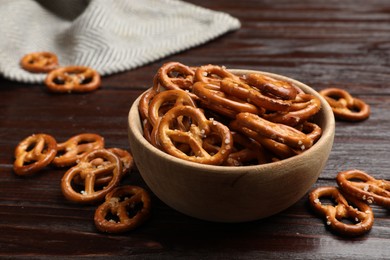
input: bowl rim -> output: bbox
[128,69,335,173]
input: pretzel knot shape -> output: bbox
[158,105,233,165]
[138,89,159,144]
[148,89,197,128]
[319,88,370,121]
[61,149,122,204]
[229,120,298,160]
[13,134,57,176]
[45,66,101,93]
[220,77,291,112]
[263,94,321,126]
[138,88,158,122]
[107,148,134,175]
[73,148,133,187]
[52,133,105,167]
[94,185,151,233]
[319,88,354,108]
[20,52,59,73]
[245,73,298,100]
[234,112,313,151]
[309,186,374,236]
[194,64,239,86]
[299,121,322,144]
[157,62,195,91]
[225,132,268,166]
[193,81,261,118]
[336,170,390,208]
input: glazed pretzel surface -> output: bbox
[202,131,268,166]
[158,105,233,165]
[194,64,239,85]
[320,88,370,121]
[61,149,122,204]
[157,62,195,91]
[138,88,158,122]
[230,120,298,160]
[13,133,57,176]
[45,66,101,93]
[52,133,105,167]
[263,94,321,126]
[245,73,298,100]
[72,147,132,186]
[20,52,59,73]
[233,112,313,150]
[220,77,291,112]
[138,89,159,144]
[224,132,268,166]
[138,63,324,166]
[309,186,374,236]
[94,185,151,233]
[148,89,197,127]
[107,148,134,176]
[193,81,261,118]
[319,87,354,107]
[298,121,322,143]
[336,169,390,208]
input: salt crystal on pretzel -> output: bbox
[94,185,151,233]
[61,149,122,204]
[320,88,370,121]
[336,169,390,208]
[45,66,101,93]
[13,133,57,176]
[20,52,59,73]
[309,186,374,236]
[158,105,233,165]
[233,112,313,150]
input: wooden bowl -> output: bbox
[127,70,335,222]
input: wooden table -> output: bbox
[1,0,389,258]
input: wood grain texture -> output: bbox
[1,0,390,258]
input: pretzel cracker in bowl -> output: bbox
[137,62,323,166]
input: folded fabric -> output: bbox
[0,0,240,83]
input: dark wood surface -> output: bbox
[1,0,390,258]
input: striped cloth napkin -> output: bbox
[0,0,240,83]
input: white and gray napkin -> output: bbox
[0,0,240,83]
